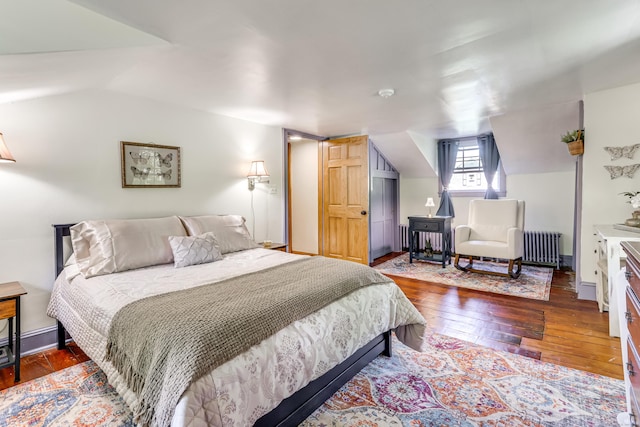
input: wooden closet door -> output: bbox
[321,135,369,264]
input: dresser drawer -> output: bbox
[632,384,640,427]
[410,220,441,233]
[0,299,16,320]
[632,391,640,427]
[627,288,640,348]
[627,247,640,300]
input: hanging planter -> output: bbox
[567,139,584,155]
[562,130,584,155]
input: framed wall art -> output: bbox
[121,141,181,188]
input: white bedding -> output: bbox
[47,248,426,426]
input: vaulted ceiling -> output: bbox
[2,0,640,176]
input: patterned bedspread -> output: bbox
[47,248,426,426]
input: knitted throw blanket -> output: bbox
[105,256,391,427]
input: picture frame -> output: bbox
[121,141,181,188]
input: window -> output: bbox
[444,139,506,197]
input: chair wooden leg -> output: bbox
[508,258,522,279]
[454,254,473,272]
[457,255,522,279]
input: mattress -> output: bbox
[47,248,426,426]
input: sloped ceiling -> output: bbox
[491,101,581,175]
[2,0,640,177]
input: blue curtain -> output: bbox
[477,133,500,199]
[436,139,459,217]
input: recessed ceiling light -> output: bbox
[289,135,302,141]
[378,88,395,98]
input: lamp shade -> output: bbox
[425,197,435,207]
[0,133,16,163]
[247,160,269,178]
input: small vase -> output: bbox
[626,211,640,227]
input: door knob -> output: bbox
[361,210,367,215]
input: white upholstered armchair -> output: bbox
[454,199,525,279]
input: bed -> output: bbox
[47,215,426,427]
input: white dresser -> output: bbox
[594,225,640,337]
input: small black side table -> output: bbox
[408,216,452,268]
[0,281,27,382]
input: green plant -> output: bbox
[621,191,640,208]
[561,129,584,143]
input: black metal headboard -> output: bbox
[53,223,76,349]
[53,223,75,277]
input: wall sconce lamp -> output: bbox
[247,160,269,191]
[0,133,16,163]
[425,197,435,218]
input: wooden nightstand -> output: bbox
[0,281,27,382]
[260,242,287,252]
[408,216,452,268]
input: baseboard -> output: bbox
[577,281,597,301]
[560,255,573,269]
[0,324,61,357]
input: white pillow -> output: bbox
[71,216,187,278]
[168,232,223,268]
[179,215,259,254]
[64,253,76,267]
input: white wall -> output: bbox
[0,90,284,334]
[290,139,319,254]
[581,82,640,284]
[399,177,440,224]
[400,171,576,256]
[506,172,575,255]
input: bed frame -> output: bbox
[52,223,392,426]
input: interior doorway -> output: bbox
[284,129,325,255]
[284,130,399,264]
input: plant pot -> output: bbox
[567,139,584,155]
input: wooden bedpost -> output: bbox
[53,224,75,350]
[383,330,392,357]
[57,321,67,349]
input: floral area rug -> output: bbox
[0,333,624,427]
[374,253,553,300]
[0,360,133,426]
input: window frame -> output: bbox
[439,138,507,198]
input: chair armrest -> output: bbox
[506,228,524,259]
[455,225,471,248]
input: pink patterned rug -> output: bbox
[0,332,624,426]
[375,253,553,300]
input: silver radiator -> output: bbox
[399,224,443,251]
[399,225,561,269]
[524,231,561,269]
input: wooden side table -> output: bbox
[408,216,452,268]
[0,281,27,382]
[260,242,288,252]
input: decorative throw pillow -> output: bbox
[178,214,260,254]
[168,232,224,268]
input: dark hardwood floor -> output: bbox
[373,252,623,380]
[0,252,623,392]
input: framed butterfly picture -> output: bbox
[120,141,181,188]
